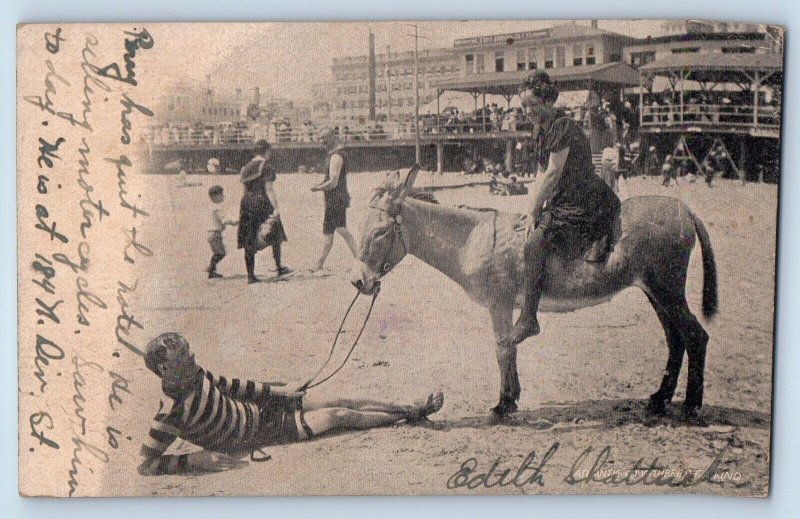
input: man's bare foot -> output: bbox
[406,391,444,422]
[504,316,540,347]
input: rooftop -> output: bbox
[639,52,783,84]
[433,61,640,96]
[453,23,636,48]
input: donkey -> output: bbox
[351,168,718,422]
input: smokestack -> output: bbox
[368,31,376,121]
[590,20,598,29]
[253,87,261,107]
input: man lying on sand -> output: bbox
[139,332,444,475]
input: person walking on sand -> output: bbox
[237,140,291,284]
[206,185,237,279]
[311,128,358,271]
[138,332,444,475]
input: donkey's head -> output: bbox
[350,166,419,295]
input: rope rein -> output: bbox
[299,289,380,391]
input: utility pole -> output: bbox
[386,45,392,120]
[414,24,421,165]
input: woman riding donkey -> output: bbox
[506,71,621,347]
[351,73,716,423]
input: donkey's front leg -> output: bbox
[490,303,519,418]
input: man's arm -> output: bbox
[526,146,570,219]
[312,153,343,191]
[138,396,244,476]
[137,398,189,476]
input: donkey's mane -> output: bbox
[372,186,439,204]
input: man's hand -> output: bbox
[188,451,246,473]
[514,213,536,233]
[272,388,306,399]
[310,185,320,192]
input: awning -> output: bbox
[432,62,640,96]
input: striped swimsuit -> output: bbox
[139,368,307,475]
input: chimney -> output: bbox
[591,20,598,29]
[368,31,376,121]
[253,87,261,107]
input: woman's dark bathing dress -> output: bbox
[237,158,288,280]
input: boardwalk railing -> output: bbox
[143,114,549,148]
[640,103,780,130]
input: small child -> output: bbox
[207,185,236,279]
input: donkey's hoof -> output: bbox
[491,399,518,419]
[682,405,708,427]
[646,398,668,416]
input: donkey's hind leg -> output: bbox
[646,288,709,422]
[644,293,685,416]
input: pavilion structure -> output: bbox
[636,53,782,181]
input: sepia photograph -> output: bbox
[16,18,782,498]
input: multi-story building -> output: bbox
[317,24,639,122]
[324,47,459,121]
[451,23,636,78]
[157,82,246,124]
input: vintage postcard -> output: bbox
[17,20,781,497]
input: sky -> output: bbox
[179,19,672,103]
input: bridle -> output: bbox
[368,202,409,279]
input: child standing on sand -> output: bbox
[207,185,237,279]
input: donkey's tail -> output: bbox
[692,211,719,319]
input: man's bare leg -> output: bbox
[303,391,444,436]
[335,227,358,257]
[314,233,335,270]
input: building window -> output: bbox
[495,50,505,72]
[672,47,700,53]
[527,47,538,70]
[544,47,554,69]
[722,46,756,53]
[516,50,526,70]
[465,54,474,74]
[476,53,485,73]
[572,44,583,66]
[586,56,596,65]
[556,46,566,68]
[609,53,621,62]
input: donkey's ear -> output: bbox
[382,170,402,194]
[397,164,420,200]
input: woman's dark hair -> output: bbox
[520,71,559,104]
[254,139,270,154]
